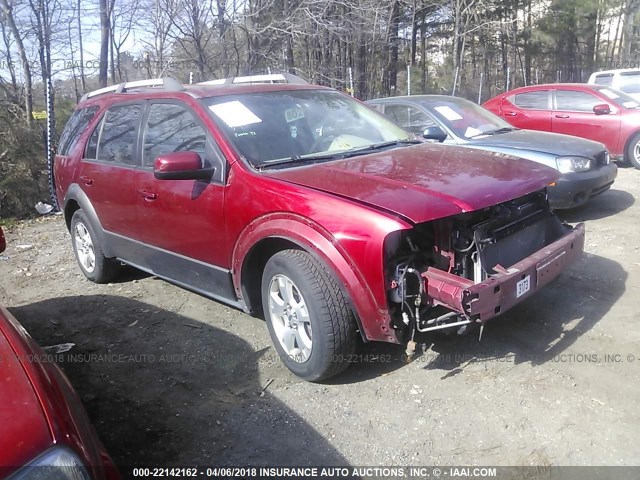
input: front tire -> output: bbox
[70,210,120,283]
[261,249,357,381]
[625,133,640,169]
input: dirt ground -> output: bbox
[0,166,639,471]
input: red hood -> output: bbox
[0,308,52,471]
[265,143,559,223]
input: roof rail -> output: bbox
[80,77,185,102]
[197,73,308,86]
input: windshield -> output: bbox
[594,86,640,108]
[422,97,514,139]
[203,89,412,168]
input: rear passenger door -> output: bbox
[501,90,552,130]
[78,103,142,238]
[132,101,234,298]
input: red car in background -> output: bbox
[0,226,119,479]
[483,83,640,169]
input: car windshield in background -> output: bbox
[203,90,413,168]
[594,85,640,108]
[422,97,515,139]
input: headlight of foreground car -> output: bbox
[9,446,91,480]
[556,156,592,173]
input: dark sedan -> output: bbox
[367,95,618,209]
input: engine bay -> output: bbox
[385,189,576,340]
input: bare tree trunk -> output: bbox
[216,0,229,76]
[77,0,86,92]
[99,0,111,87]
[621,0,640,60]
[0,0,33,125]
[0,12,17,89]
[382,0,400,96]
[420,13,426,93]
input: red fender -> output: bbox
[231,213,399,343]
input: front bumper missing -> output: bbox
[422,223,585,323]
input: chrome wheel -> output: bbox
[634,141,640,163]
[74,222,96,273]
[267,274,312,363]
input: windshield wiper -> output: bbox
[257,139,422,170]
[476,127,515,137]
[257,152,342,170]
[339,139,423,158]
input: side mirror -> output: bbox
[422,125,448,142]
[593,104,611,115]
[154,151,214,181]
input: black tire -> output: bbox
[625,133,640,169]
[261,249,357,382]
[70,209,120,283]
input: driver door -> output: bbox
[551,89,621,147]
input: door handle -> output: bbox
[137,189,158,200]
[503,111,517,117]
[555,114,570,118]
[80,176,93,186]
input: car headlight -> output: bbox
[8,446,91,480]
[556,156,592,173]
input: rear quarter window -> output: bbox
[57,106,99,156]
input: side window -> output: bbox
[143,103,208,168]
[512,91,549,109]
[85,117,102,159]
[384,105,435,135]
[58,106,98,156]
[94,104,142,166]
[556,90,600,112]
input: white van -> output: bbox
[588,68,640,100]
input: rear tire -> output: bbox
[70,209,120,283]
[625,133,640,169]
[261,249,357,382]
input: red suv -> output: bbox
[483,83,640,169]
[54,75,585,381]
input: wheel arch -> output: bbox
[63,184,115,258]
[232,214,397,343]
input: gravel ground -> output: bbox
[0,166,639,470]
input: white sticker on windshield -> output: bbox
[600,89,620,99]
[209,101,262,128]
[434,105,463,121]
[464,126,483,137]
[285,106,304,123]
[623,101,640,108]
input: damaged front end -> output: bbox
[384,189,585,354]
